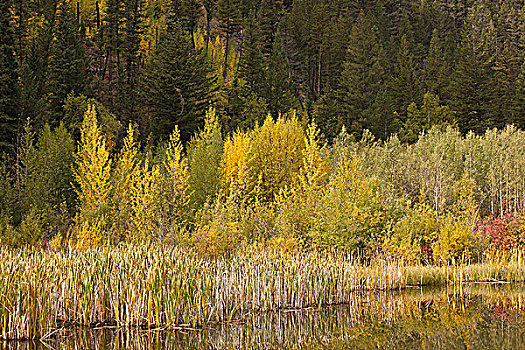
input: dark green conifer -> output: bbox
[337,11,385,137]
[265,29,295,116]
[46,1,89,127]
[0,0,20,151]
[391,34,421,118]
[140,18,215,143]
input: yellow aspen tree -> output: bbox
[188,107,223,206]
[112,124,139,239]
[129,160,160,243]
[300,121,329,191]
[247,113,305,202]
[274,122,327,241]
[73,105,112,248]
[220,130,251,199]
[160,125,192,233]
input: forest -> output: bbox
[0,0,524,258]
[2,0,525,342]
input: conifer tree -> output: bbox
[402,92,454,143]
[20,39,47,129]
[391,34,421,118]
[448,5,495,133]
[104,0,123,111]
[140,18,214,143]
[119,0,145,123]
[511,62,525,128]
[258,0,284,56]
[265,29,295,116]
[238,13,265,96]
[46,1,89,127]
[217,0,242,80]
[425,29,449,97]
[0,0,20,152]
[169,0,200,33]
[337,11,385,137]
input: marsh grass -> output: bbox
[2,246,525,340]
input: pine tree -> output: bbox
[140,18,214,143]
[425,29,449,97]
[46,1,89,127]
[217,0,242,80]
[391,34,421,118]
[265,29,295,116]
[119,0,145,123]
[511,62,525,128]
[258,0,284,56]
[20,39,47,129]
[447,5,496,133]
[103,0,123,111]
[238,13,265,96]
[169,0,200,33]
[337,11,385,137]
[402,92,454,143]
[0,0,20,152]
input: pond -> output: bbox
[4,283,525,349]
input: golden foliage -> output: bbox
[247,114,305,202]
[73,105,112,248]
[112,124,140,238]
[220,130,251,199]
[128,160,160,243]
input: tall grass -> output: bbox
[1,246,525,340]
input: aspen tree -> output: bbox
[112,124,139,239]
[129,160,160,243]
[159,125,192,234]
[221,130,251,199]
[73,105,112,247]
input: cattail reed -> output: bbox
[1,246,525,340]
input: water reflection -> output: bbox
[5,283,525,349]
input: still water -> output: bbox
[5,283,525,349]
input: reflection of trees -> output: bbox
[18,284,525,350]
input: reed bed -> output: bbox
[1,245,525,340]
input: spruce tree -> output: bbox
[425,29,449,97]
[46,1,88,127]
[0,0,20,152]
[258,0,284,56]
[391,34,421,118]
[238,13,265,97]
[265,29,295,116]
[337,11,385,137]
[169,0,200,33]
[217,0,242,80]
[511,62,525,128]
[447,5,495,133]
[140,18,214,143]
[119,0,145,123]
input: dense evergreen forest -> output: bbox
[0,0,524,258]
[1,0,523,147]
